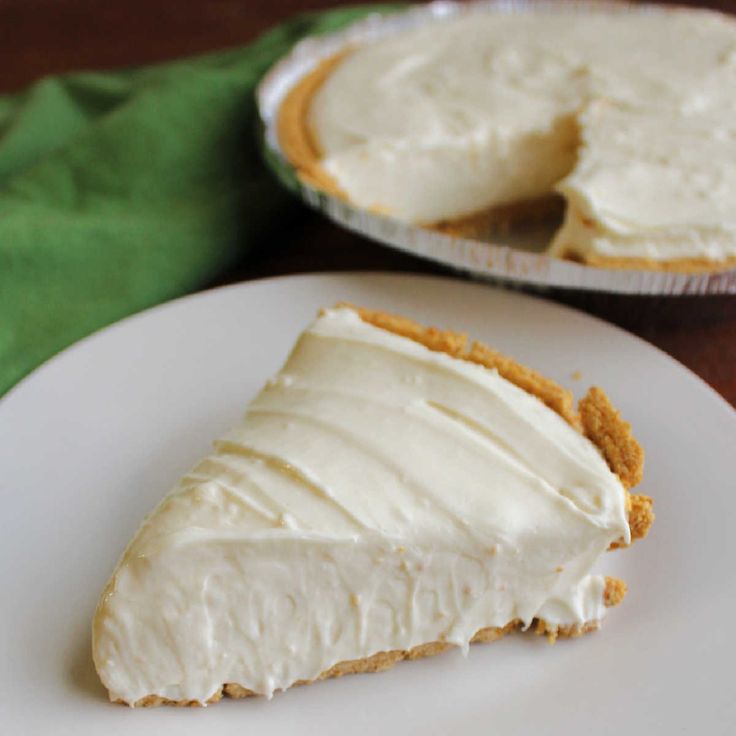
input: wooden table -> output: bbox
[3,0,735,406]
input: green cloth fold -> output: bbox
[0,6,397,397]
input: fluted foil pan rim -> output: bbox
[257,0,736,295]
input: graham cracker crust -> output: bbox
[114,305,651,706]
[277,51,349,199]
[557,248,736,274]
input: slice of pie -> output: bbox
[93,305,653,706]
[277,7,736,271]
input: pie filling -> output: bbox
[94,308,635,704]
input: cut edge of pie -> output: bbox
[109,304,652,707]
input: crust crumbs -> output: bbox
[603,576,627,608]
[627,493,654,541]
[120,309,646,707]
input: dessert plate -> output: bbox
[257,0,736,295]
[1,272,734,735]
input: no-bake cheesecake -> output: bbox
[93,305,652,706]
[278,6,736,271]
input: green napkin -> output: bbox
[0,5,401,397]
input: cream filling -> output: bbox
[93,308,630,704]
[549,103,736,262]
[308,9,736,262]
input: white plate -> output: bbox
[1,273,734,735]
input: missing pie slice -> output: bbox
[93,305,653,706]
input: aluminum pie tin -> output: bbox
[257,0,736,295]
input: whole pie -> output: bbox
[278,6,736,271]
[93,305,653,706]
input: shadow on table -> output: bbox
[548,291,736,331]
[68,620,108,702]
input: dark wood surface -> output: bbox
[3,0,735,406]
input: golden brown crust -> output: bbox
[120,308,646,707]
[277,52,349,198]
[560,248,736,274]
[628,493,655,542]
[575,386,651,543]
[603,576,627,608]
[579,386,644,490]
[117,692,223,708]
